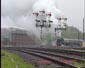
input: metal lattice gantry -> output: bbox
[33,10,53,41]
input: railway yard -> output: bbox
[2,47,85,68]
[1,0,85,68]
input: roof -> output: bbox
[11,29,27,35]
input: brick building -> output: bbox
[1,28,38,46]
[11,29,36,46]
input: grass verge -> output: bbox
[73,60,85,68]
[1,50,34,68]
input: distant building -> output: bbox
[11,29,36,46]
[1,28,38,46]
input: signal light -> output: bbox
[56,18,62,20]
[39,10,45,13]
[42,20,46,23]
[46,13,51,16]
[33,13,39,16]
[64,18,67,21]
[35,19,40,22]
[49,20,53,23]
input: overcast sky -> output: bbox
[1,0,84,32]
[57,0,84,32]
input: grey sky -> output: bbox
[57,0,84,32]
[1,0,84,32]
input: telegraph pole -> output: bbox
[83,18,85,40]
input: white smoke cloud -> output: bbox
[33,0,64,18]
[1,0,63,28]
[1,0,36,16]
[1,0,41,38]
[32,0,65,29]
[1,0,64,39]
[1,0,37,29]
[33,0,56,12]
[1,16,15,28]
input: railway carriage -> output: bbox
[56,38,84,47]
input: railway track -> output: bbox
[24,49,85,61]
[2,47,85,68]
[29,47,85,57]
[6,48,78,68]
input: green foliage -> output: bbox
[1,50,34,68]
[73,60,85,68]
[44,65,56,68]
[61,26,83,39]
